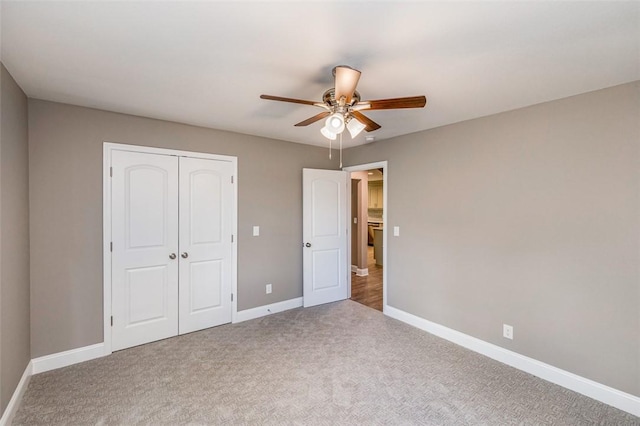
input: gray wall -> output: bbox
[344,81,640,396]
[28,99,337,358]
[0,64,30,413]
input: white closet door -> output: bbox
[178,157,233,334]
[111,150,179,351]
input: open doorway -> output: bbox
[344,161,387,313]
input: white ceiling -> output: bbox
[2,1,638,149]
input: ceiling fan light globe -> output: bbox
[320,126,337,140]
[325,113,345,134]
[347,118,366,138]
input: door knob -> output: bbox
[305,242,311,248]
[169,253,176,260]
[181,252,189,258]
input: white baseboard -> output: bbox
[0,361,32,426]
[235,297,303,323]
[31,342,107,374]
[351,265,368,276]
[384,305,640,418]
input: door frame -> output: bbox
[343,161,388,312]
[103,142,238,355]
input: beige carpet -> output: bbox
[13,300,639,425]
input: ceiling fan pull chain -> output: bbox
[329,138,332,159]
[339,132,343,168]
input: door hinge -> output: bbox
[231,234,234,243]
[110,316,113,326]
[110,242,113,252]
[231,293,234,302]
[231,175,234,184]
[110,167,113,177]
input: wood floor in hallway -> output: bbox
[350,246,383,311]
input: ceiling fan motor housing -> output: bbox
[323,89,361,110]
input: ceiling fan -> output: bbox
[260,65,427,141]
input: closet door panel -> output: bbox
[111,150,179,351]
[179,157,233,334]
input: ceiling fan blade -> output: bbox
[358,96,427,110]
[351,111,381,132]
[294,111,331,127]
[334,66,361,104]
[260,94,318,106]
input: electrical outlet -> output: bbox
[266,284,272,294]
[253,226,260,236]
[503,324,513,340]
[393,226,400,236]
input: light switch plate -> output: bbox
[393,226,400,236]
[253,226,260,236]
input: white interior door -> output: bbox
[179,157,233,334]
[111,150,179,351]
[303,168,349,307]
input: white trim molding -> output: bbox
[0,362,32,426]
[351,265,368,276]
[235,297,303,323]
[385,305,640,418]
[31,343,107,375]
